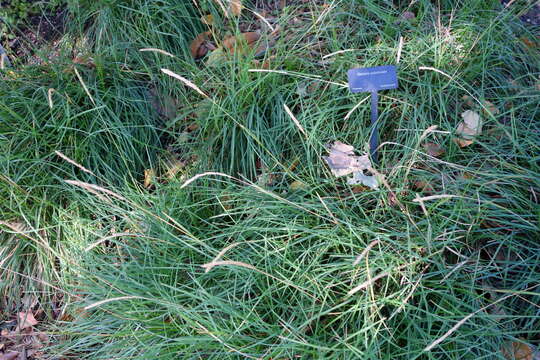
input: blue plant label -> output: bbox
[347,65,398,93]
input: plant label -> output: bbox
[347,65,398,93]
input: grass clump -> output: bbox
[1,0,539,359]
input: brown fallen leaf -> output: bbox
[423,142,445,157]
[502,341,534,360]
[190,31,215,59]
[453,137,474,148]
[413,180,434,193]
[482,100,499,116]
[223,32,261,55]
[462,95,475,107]
[16,310,38,331]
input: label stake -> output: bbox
[347,65,398,162]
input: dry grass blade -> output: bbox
[396,36,404,63]
[84,296,144,310]
[283,104,307,138]
[55,151,96,176]
[201,260,317,299]
[47,88,55,109]
[64,180,127,201]
[348,263,411,296]
[161,68,208,98]
[181,172,237,189]
[73,67,96,105]
[139,48,175,57]
[413,194,461,202]
[353,239,380,266]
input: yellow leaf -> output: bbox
[201,14,214,26]
[144,169,155,189]
[289,180,306,191]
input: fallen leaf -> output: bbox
[16,311,38,331]
[227,0,242,17]
[190,31,214,59]
[520,36,538,49]
[205,47,227,67]
[223,32,261,55]
[165,159,186,180]
[323,141,370,177]
[503,341,533,360]
[413,180,434,193]
[453,137,474,148]
[143,169,155,189]
[201,14,214,26]
[462,95,475,107]
[455,110,482,147]
[482,100,499,116]
[290,180,306,191]
[347,172,378,189]
[323,141,378,189]
[423,142,445,157]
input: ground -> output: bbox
[1,0,539,359]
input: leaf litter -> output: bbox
[454,110,482,147]
[322,141,378,189]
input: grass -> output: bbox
[1,0,539,359]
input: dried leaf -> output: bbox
[462,95,475,107]
[455,110,482,147]
[16,311,38,331]
[165,160,186,180]
[223,32,261,55]
[323,141,378,189]
[323,141,371,177]
[502,341,534,360]
[190,31,213,59]
[143,169,155,189]
[423,142,445,157]
[413,180,434,193]
[205,47,227,67]
[453,137,474,148]
[482,100,499,116]
[228,0,242,17]
[290,180,306,191]
[347,172,378,189]
[201,14,214,26]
